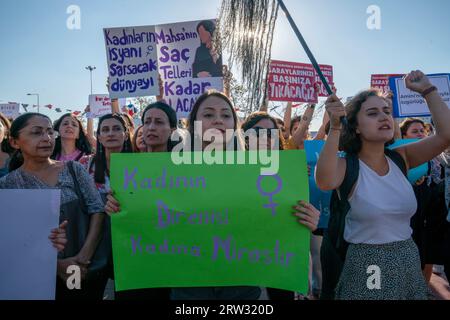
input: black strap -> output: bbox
[332,153,359,252]
[338,153,360,201]
[340,149,407,202]
[385,148,407,177]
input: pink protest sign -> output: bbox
[371,74,403,93]
[268,60,318,103]
[314,64,334,97]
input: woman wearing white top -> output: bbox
[316,71,450,300]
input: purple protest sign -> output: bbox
[104,20,224,118]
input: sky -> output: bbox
[0,0,449,129]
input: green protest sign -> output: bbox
[110,150,310,293]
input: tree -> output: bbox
[229,76,251,114]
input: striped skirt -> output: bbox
[336,238,429,300]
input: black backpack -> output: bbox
[320,149,407,300]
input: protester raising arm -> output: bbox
[315,94,347,190]
[111,99,120,114]
[316,71,450,190]
[289,104,315,149]
[317,83,432,300]
[105,77,121,114]
[156,74,165,102]
[84,105,97,148]
[313,82,332,141]
[395,71,450,169]
[283,102,293,136]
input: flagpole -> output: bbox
[276,0,346,125]
[27,93,40,114]
[85,66,96,95]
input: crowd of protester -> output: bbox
[1,70,449,300]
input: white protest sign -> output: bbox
[105,20,224,119]
[0,189,60,300]
[390,73,450,118]
[88,94,112,118]
[156,19,223,118]
[104,25,160,99]
[0,103,20,119]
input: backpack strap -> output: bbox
[322,153,362,298]
[332,153,360,254]
[338,153,360,200]
[384,148,407,177]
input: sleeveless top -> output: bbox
[344,157,417,245]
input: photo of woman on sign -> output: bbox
[192,20,223,78]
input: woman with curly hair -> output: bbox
[317,71,450,300]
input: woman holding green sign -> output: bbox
[107,92,257,299]
[176,91,319,299]
[317,70,450,300]
[80,113,151,300]
[106,91,320,300]
[102,103,178,299]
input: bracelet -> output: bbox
[421,86,437,98]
